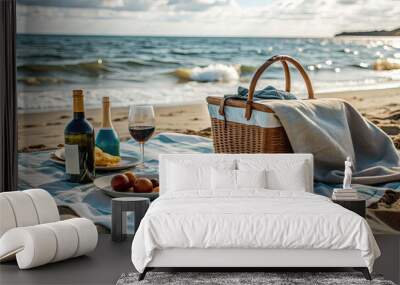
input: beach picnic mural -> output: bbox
[15,0,400,236]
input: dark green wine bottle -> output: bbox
[64,90,95,183]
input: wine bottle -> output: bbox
[64,90,95,183]
[95,97,120,156]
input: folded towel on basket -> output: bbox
[237,86,297,100]
[265,98,400,185]
[224,86,297,102]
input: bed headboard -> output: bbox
[159,153,314,195]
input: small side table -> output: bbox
[112,197,150,242]
[332,199,366,218]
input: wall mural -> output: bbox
[16,0,400,234]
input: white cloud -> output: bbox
[16,0,400,36]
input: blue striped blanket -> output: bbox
[18,133,399,234]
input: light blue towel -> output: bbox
[224,86,297,101]
[265,98,400,185]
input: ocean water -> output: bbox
[17,34,400,112]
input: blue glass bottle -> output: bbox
[95,97,120,156]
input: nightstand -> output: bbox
[112,197,150,242]
[332,199,366,218]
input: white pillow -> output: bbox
[237,169,267,189]
[167,160,235,192]
[266,162,307,191]
[167,163,210,191]
[211,168,236,190]
[238,159,308,192]
[211,169,267,190]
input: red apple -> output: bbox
[124,171,137,187]
[111,174,131,192]
[134,178,153,193]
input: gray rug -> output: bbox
[116,272,395,285]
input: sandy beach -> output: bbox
[18,87,400,152]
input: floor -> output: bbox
[1,234,398,285]
[0,234,134,285]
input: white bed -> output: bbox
[131,154,380,280]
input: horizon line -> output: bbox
[17,32,336,39]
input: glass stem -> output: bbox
[140,142,145,165]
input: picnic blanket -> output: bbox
[265,98,400,185]
[18,133,212,232]
[18,132,399,234]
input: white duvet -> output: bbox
[131,190,380,272]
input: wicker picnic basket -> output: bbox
[206,55,315,153]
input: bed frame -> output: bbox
[137,154,372,281]
[139,248,371,280]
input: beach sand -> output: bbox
[18,87,400,152]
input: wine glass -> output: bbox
[128,105,155,168]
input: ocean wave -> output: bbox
[373,58,400,71]
[122,59,155,67]
[18,60,110,76]
[171,49,222,56]
[173,64,240,82]
[350,63,370,69]
[171,49,201,56]
[240,65,257,74]
[18,77,69,86]
[147,58,182,65]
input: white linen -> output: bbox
[131,191,380,273]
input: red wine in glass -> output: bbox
[128,105,155,168]
[128,126,155,143]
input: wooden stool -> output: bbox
[111,197,150,242]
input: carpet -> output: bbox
[116,271,395,285]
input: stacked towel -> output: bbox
[332,188,359,200]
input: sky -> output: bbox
[16,0,400,37]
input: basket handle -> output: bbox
[244,55,315,120]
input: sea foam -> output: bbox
[174,64,240,82]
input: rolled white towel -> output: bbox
[0,189,59,238]
[0,191,39,227]
[0,196,17,237]
[64,218,98,257]
[0,218,98,269]
[23,189,59,224]
[0,225,57,268]
[42,221,79,262]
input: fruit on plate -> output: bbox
[133,178,153,193]
[153,186,159,193]
[150,178,159,188]
[111,174,131,192]
[124,171,137,187]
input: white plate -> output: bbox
[50,148,139,172]
[93,174,159,200]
